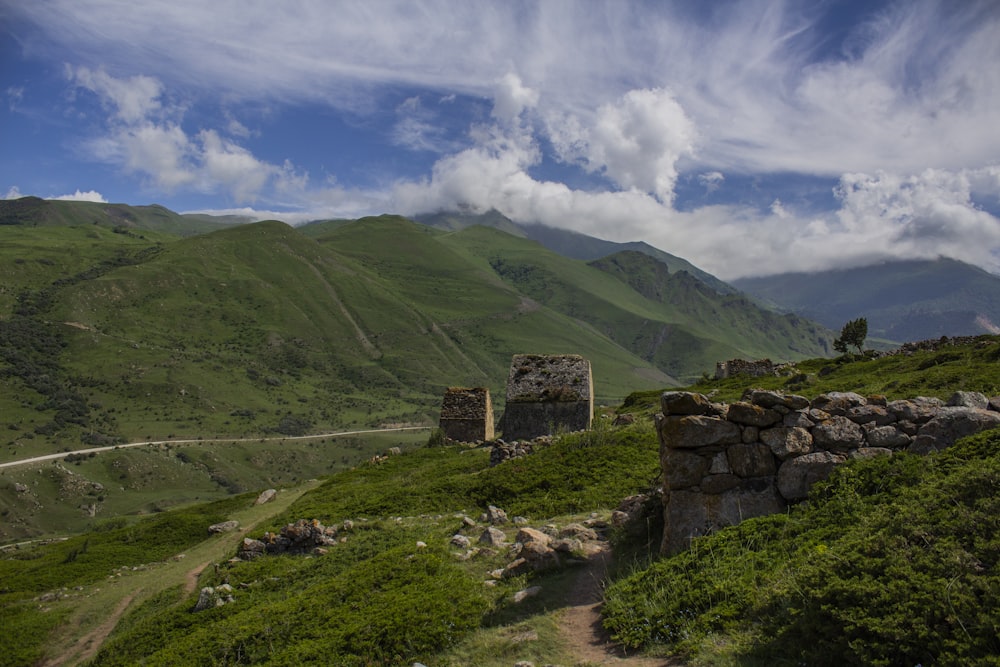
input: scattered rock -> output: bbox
[254,489,277,505]
[479,527,507,547]
[512,586,542,603]
[207,520,240,535]
[193,584,235,612]
[485,505,508,524]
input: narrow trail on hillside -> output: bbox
[184,562,211,596]
[43,593,137,667]
[560,543,681,667]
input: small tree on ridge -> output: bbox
[833,317,868,355]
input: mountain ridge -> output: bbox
[734,256,1000,342]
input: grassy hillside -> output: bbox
[0,197,239,237]
[2,201,831,542]
[441,227,831,382]
[734,257,1000,343]
[2,338,998,665]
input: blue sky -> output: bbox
[2,0,999,279]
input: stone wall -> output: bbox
[657,389,1000,554]
[501,354,593,440]
[714,358,776,379]
[439,387,494,443]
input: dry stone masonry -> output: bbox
[657,388,1000,554]
[439,386,494,443]
[501,354,593,440]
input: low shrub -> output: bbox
[604,430,1000,665]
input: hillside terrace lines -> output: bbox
[283,245,382,360]
[0,426,432,470]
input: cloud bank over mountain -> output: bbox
[2,0,999,279]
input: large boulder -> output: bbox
[863,424,912,449]
[746,390,810,411]
[760,426,814,460]
[659,414,741,448]
[727,401,782,428]
[887,397,944,423]
[812,415,865,451]
[811,392,867,416]
[777,452,845,501]
[726,443,776,477]
[947,391,989,409]
[662,448,709,488]
[661,391,714,416]
[193,584,235,612]
[909,407,1000,454]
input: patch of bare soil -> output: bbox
[560,543,680,666]
[183,561,211,596]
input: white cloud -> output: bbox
[390,96,452,153]
[198,129,275,203]
[71,66,163,124]
[7,1,1000,277]
[53,189,108,202]
[6,86,24,112]
[492,72,538,124]
[3,186,23,199]
[69,67,296,204]
[545,88,696,203]
[698,171,724,194]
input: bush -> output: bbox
[604,430,1000,665]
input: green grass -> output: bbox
[0,431,428,541]
[604,429,1000,665]
[622,335,1000,412]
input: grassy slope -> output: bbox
[3,339,999,665]
[442,227,830,382]
[0,197,238,237]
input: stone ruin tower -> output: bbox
[439,387,494,443]
[501,354,593,440]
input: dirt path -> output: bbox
[560,543,680,667]
[184,561,211,596]
[42,594,137,667]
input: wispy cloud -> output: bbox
[6,1,1000,277]
[69,66,296,204]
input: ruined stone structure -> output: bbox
[714,358,776,379]
[501,354,593,440]
[439,387,494,443]
[658,389,1000,554]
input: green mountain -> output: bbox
[0,196,241,237]
[414,208,734,294]
[734,257,1000,343]
[1,200,830,471]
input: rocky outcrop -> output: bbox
[236,518,343,559]
[193,584,235,612]
[659,389,1000,554]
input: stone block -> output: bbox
[661,391,714,415]
[726,443,777,477]
[813,415,865,451]
[760,426,813,460]
[659,414,741,448]
[776,452,845,501]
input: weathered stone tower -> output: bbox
[501,354,593,440]
[439,387,494,442]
